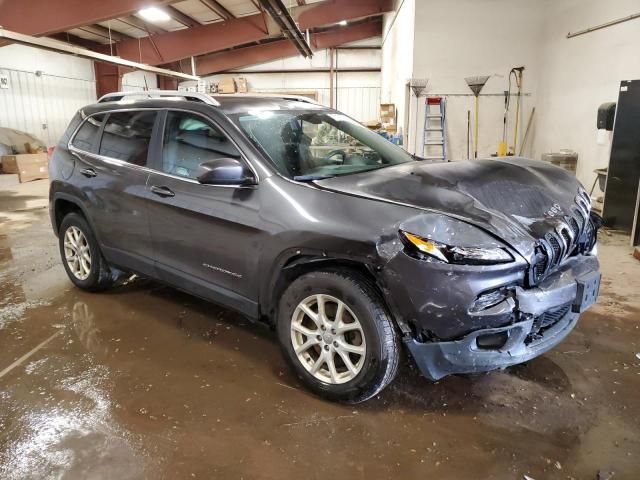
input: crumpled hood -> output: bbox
[315,157,584,260]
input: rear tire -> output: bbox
[277,269,399,403]
[59,212,113,292]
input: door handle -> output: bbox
[80,168,96,178]
[150,185,175,198]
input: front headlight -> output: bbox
[401,231,514,265]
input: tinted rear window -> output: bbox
[99,111,157,166]
[70,114,105,152]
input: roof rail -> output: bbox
[212,92,322,106]
[97,90,220,106]
[278,95,322,106]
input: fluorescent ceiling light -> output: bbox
[338,20,348,26]
[138,7,171,22]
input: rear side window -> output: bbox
[161,111,240,179]
[71,114,105,152]
[99,111,157,166]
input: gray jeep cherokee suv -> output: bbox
[49,90,601,403]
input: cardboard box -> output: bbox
[380,103,396,121]
[236,77,248,93]
[363,120,382,130]
[217,78,236,94]
[1,153,48,183]
[25,142,46,154]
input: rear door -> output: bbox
[70,109,158,275]
[145,109,262,317]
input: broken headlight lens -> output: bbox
[401,231,514,265]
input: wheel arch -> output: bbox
[261,250,411,336]
[51,193,99,242]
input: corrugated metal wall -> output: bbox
[122,71,158,92]
[252,87,382,122]
[0,67,96,147]
[334,87,381,122]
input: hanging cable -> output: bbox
[108,21,113,56]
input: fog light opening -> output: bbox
[470,289,509,313]
[476,331,509,350]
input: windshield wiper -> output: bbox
[293,174,336,182]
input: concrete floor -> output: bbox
[1,179,639,480]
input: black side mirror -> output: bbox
[196,158,256,186]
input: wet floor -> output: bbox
[1,180,639,479]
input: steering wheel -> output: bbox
[322,149,347,164]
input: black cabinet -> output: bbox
[603,80,640,235]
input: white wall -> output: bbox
[386,0,640,189]
[122,70,158,92]
[188,40,382,122]
[381,0,415,143]
[409,0,544,159]
[0,44,161,147]
[532,0,640,187]
[0,44,96,146]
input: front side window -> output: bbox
[99,111,157,166]
[231,110,413,179]
[161,111,241,179]
[71,113,105,152]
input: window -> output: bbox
[71,114,105,152]
[232,111,412,179]
[162,111,240,179]
[99,111,157,165]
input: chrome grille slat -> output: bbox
[571,207,585,231]
[529,188,594,283]
[531,189,595,285]
[575,196,590,218]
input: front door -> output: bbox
[145,110,262,316]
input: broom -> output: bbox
[465,75,490,159]
[409,78,429,155]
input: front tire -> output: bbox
[277,269,399,403]
[59,212,113,292]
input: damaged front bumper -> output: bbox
[405,255,600,381]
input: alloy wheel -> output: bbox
[290,294,366,384]
[63,226,92,280]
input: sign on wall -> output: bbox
[0,75,9,89]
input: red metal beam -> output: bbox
[312,21,381,49]
[0,0,174,36]
[297,0,392,30]
[194,21,382,75]
[196,40,297,75]
[111,0,391,66]
[115,15,269,66]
